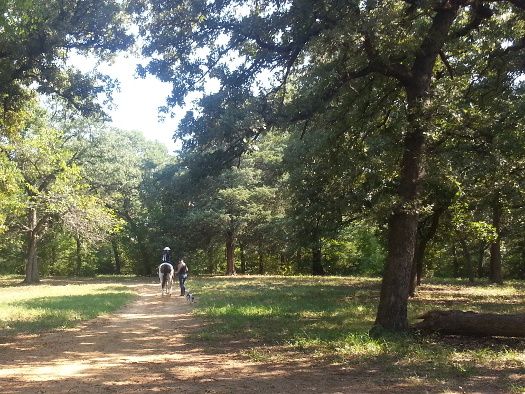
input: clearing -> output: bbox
[0,280,521,393]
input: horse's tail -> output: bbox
[161,271,168,289]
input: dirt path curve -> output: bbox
[0,282,369,393]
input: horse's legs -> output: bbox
[167,273,173,295]
[160,273,165,295]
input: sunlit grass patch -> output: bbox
[336,333,386,357]
[190,275,380,344]
[409,280,525,316]
[0,282,135,334]
[188,276,377,346]
[510,384,525,394]
[188,275,525,389]
[240,345,286,363]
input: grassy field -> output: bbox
[187,276,525,392]
[0,274,523,391]
[0,275,135,334]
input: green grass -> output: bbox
[187,276,525,391]
[0,275,522,391]
[0,280,135,334]
[191,276,379,342]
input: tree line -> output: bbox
[1,0,524,334]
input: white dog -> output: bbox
[158,262,174,296]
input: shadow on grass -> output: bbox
[185,276,525,390]
[190,276,380,345]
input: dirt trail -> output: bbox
[0,282,376,393]
[3,281,511,393]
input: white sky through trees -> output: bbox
[68,51,182,153]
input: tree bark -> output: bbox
[24,207,40,284]
[374,125,424,331]
[225,229,236,275]
[372,1,459,334]
[413,310,525,337]
[111,238,122,275]
[409,237,424,297]
[489,193,503,284]
[239,242,246,274]
[477,244,486,279]
[311,237,324,276]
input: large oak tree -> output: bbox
[135,0,525,332]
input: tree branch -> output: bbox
[439,50,454,78]
[452,2,493,39]
[411,3,459,87]
[363,33,412,85]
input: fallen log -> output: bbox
[412,310,525,338]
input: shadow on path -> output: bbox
[0,281,515,393]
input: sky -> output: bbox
[69,52,183,153]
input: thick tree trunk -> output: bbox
[409,238,424,297]
[24,208,40,284]
[311,239,324,276]
[375,210,419,331]
[239,242,246,274]
[372,1,458,334]
[25,231,40,283]
[225,230,236,275]
[111,238,122,275]
[489,193,503,284]
[258,246,264,275]
[374,127,424,331]
[413,310,525,338]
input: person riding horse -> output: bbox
[158,247,174,296]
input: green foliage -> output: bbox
[324,223,385,276]
[134,0,525,292]
[2,0,525,284]
[0,153,24,234]
[81,128,171,275]
[0,0,132,120]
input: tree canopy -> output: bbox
[0,0,524,335]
